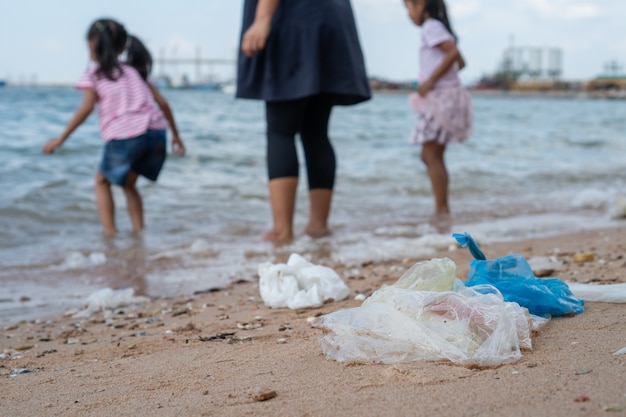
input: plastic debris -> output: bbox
[391,257,458,291]
[567,282,626,303]
[527,256,563,276]
[73,288,149,317]
[54,251,106,270]
[613,346,626,356]
[10,368,31,377]
[258,253,349,309]
[453,233,584,317]
[610,195,626,219]
[452,233,486,260]
[314,257,539,368]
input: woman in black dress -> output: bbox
[237,0,371,244]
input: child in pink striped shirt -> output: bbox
[43,18,185,236]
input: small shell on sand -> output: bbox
[250,387,277,402]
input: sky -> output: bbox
[1,0,625,86]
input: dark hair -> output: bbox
[87,18,128,81]
[424,0,457,41]
[406,0,457,41]
[126,35,153,81]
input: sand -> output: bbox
[2,227,626,417]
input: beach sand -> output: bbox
[2,227,626,417]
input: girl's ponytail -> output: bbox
[126,35,153,82]
[87,19,127,81]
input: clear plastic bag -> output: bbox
[314,258,534,367]
[390,257,457,291]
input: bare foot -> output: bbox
[262,230,293,245]
[429,212,452,234]
[303,225,331,239]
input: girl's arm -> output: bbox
[417,39,462,97]
[457,52,466,71]
[149,84,185,157]
[241,0,280,57]
[43,89,97,154]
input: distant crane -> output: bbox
[603,60,623,76]
[155,46,236,85]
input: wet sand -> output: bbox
[2,227,626,417]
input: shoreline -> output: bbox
[6,84,626,100]
[2,226,626,416]
[374,87,626,100]
[468,88,626,100]
[1,207,619,326]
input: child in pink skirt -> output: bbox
[404,0,472,217]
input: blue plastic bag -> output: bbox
[453,233,584,317]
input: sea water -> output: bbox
[1,87,625,322]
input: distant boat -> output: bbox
[0,80,6,87]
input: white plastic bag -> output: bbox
[567,282,626,303]
[314,258,533,367]
[258,253,350,309]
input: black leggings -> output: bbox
[265,95,335,190]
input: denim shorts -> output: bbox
[100,129,166,185]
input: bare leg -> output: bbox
[264,177,298,244]
[421,141,449,215]
[95,171,116,236]
[305,188,332,238]
[123,171,144,232]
